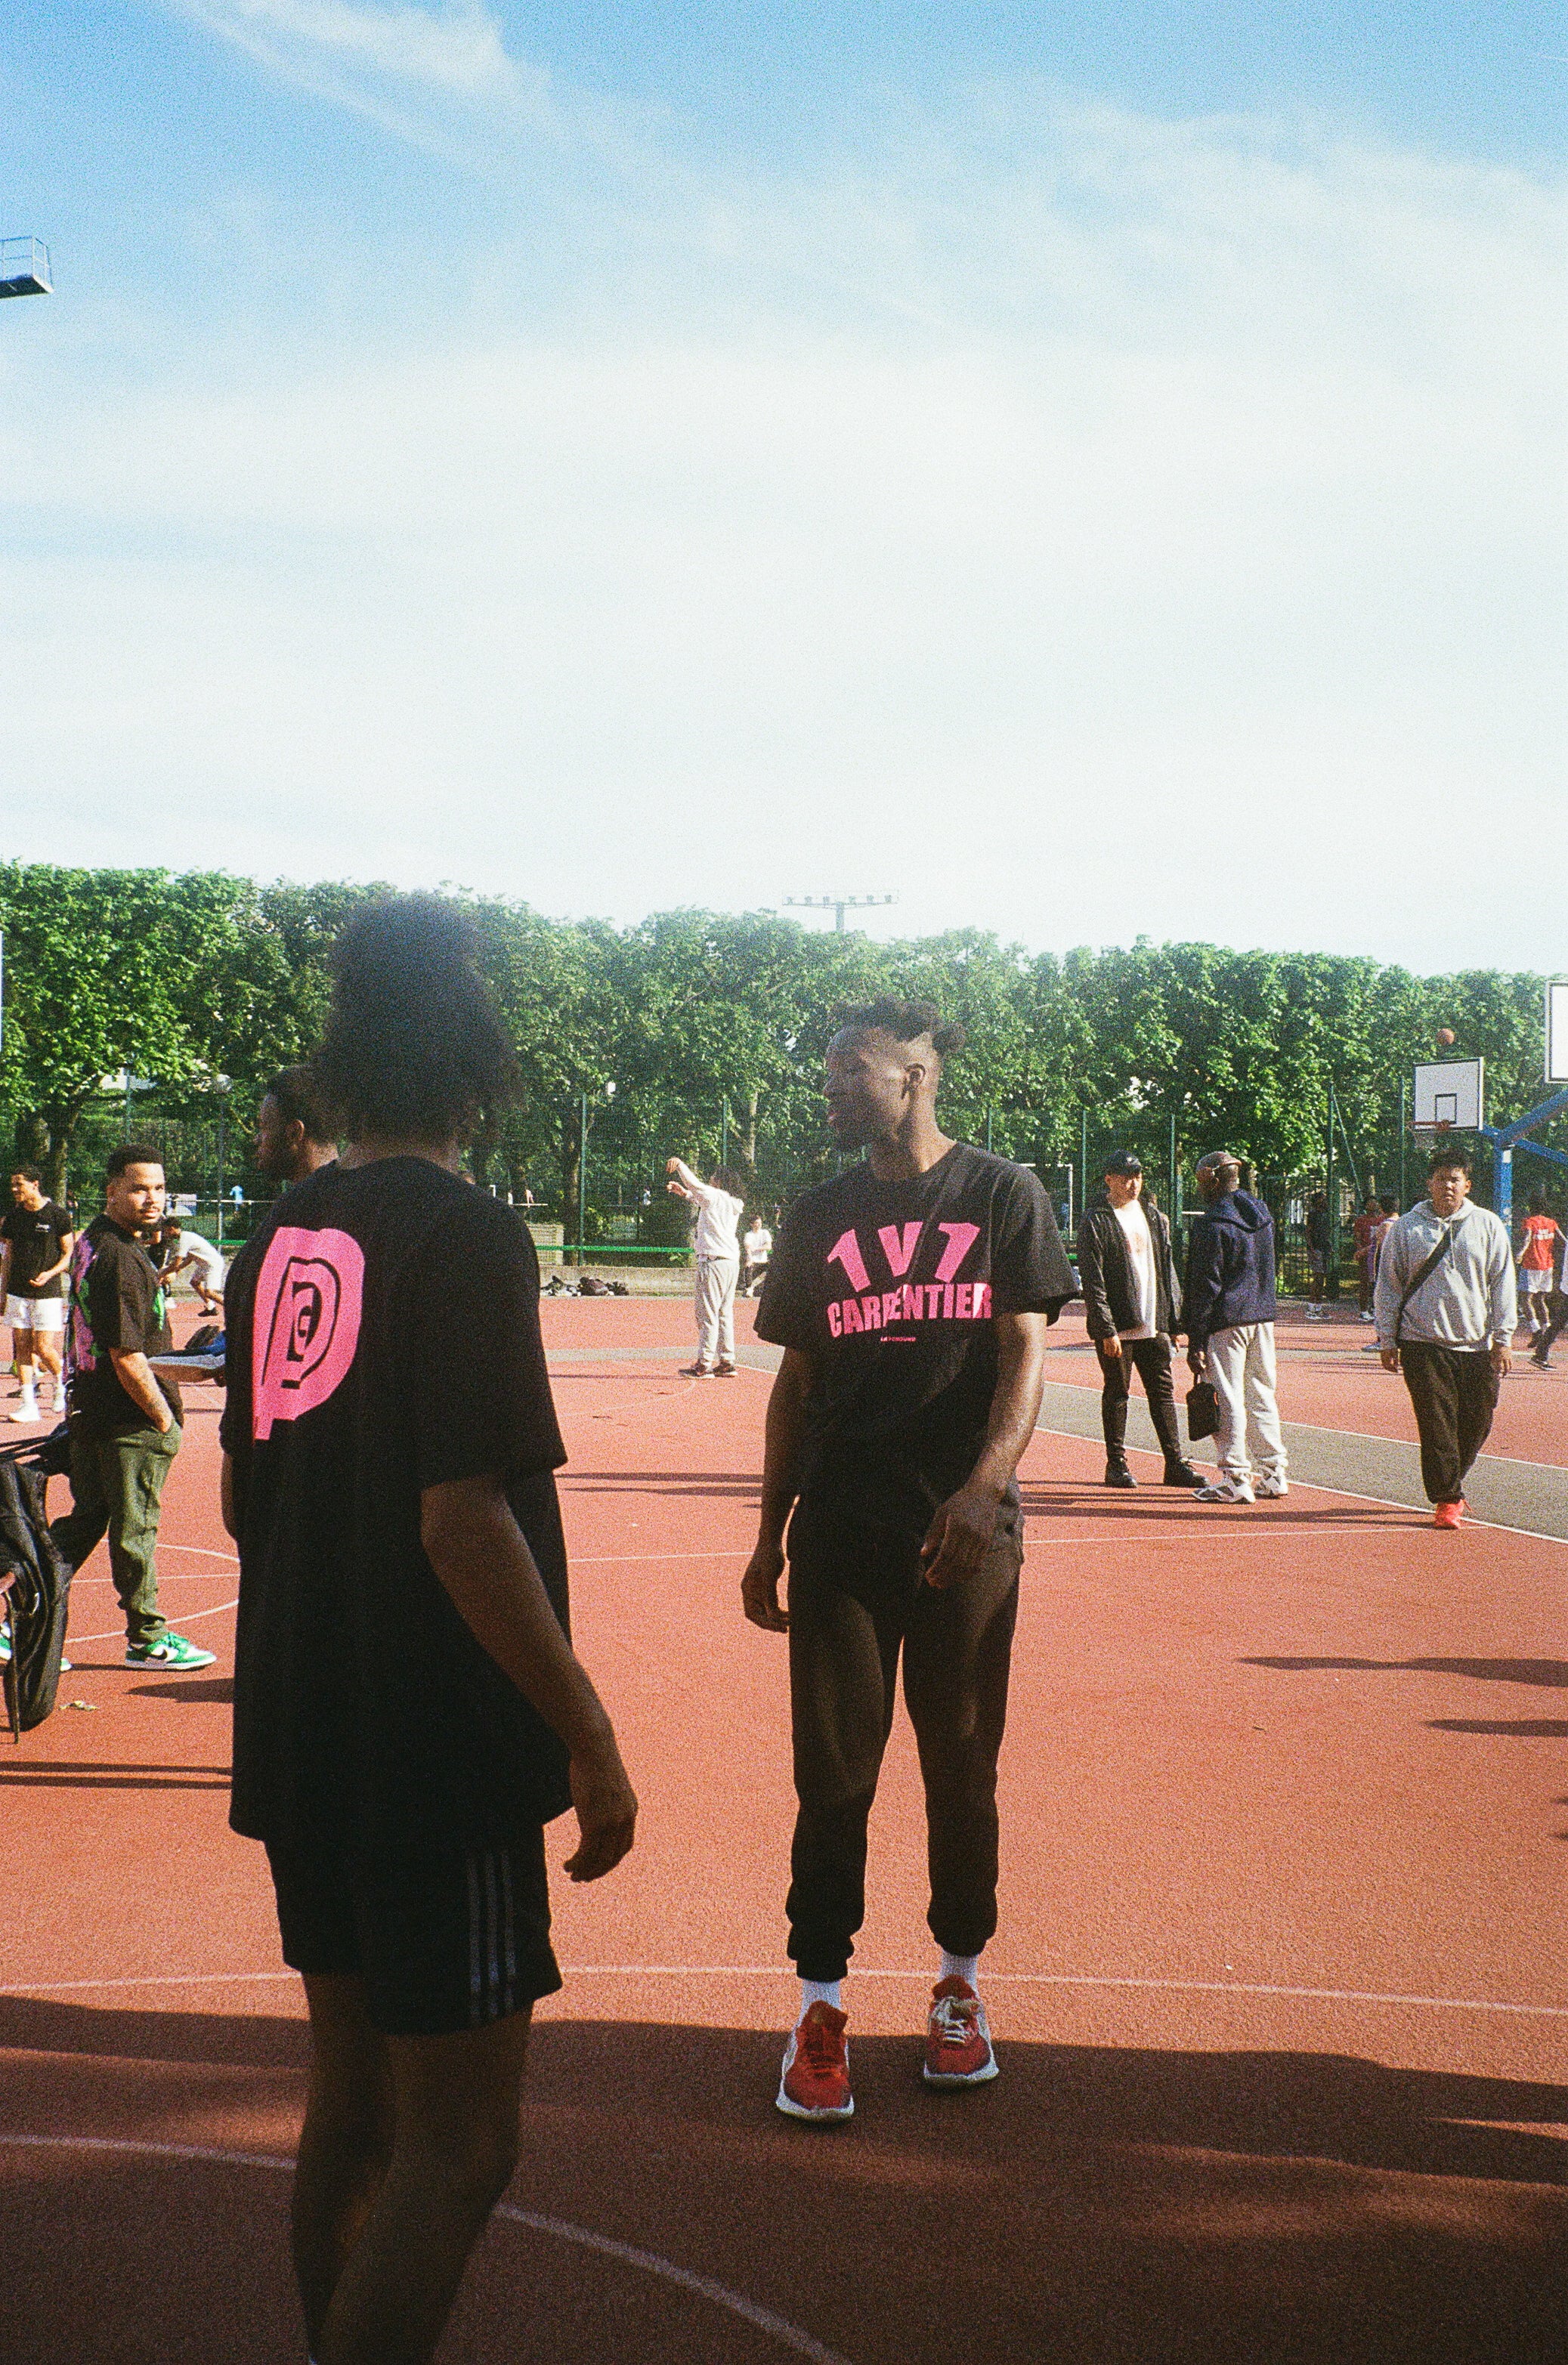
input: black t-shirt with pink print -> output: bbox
[221,1158,571,1854]
[756,1144,1076,1526]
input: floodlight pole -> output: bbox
[782,894,897,934]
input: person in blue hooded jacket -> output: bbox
[1180,1152,1288,1504]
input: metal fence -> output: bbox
[2,1080,1529,1289]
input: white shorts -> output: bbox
[5,1295,65,1332]
[1520,1269,1553,1294]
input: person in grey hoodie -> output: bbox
[1180,1152,1288,1504]
[1374,1147,1515,1529]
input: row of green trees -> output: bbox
[0,863,1557,1216]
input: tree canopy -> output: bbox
[0,862,1557,1212]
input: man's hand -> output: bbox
[1380,1346,1400,1373]
[1099,1333,1121,1360]
[1491,1341,1513,1379]
[110,1348,175,1433]
[921,1483,1001,1591]
[563,1739,638,1882]
[1187,1346,1208,1376]
[742,1540,789,1631]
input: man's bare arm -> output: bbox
[741,1346,812,1633]
[922,1312,1049,1589]
[109,1348,175,1432]
[421,1473,637,1881]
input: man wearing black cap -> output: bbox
[1077,1154,1198,1489]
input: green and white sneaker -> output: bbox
[0,1636,69,1670]
[124,1631,216,1671]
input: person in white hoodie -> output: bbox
[1375,1147,1515,1529]
[667,1157,747,1377]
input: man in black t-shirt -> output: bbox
[222,896,636,2365]
[221,1062,341,1343]
[747,999,1076,2122]
[2,1166,76,1423]
[50,1146,215,1671]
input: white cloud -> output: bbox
[2,83,1563,969]
[177,0,526,93]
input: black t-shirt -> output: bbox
[756,1143,1078,1526]
[2,1199,73,1297]
[67,1216,182,1436]
[221,1158,572,1854]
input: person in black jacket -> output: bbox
[1077,1152,1198,1489]
[1181,1151,1288,1504]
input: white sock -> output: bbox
[799,1978,842,2014]
[939,1950,980,1988]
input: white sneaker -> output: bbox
[1193,1477,1255,1504]
[1254,1474,1289,1498]
[9,1394,39,1424]
[1359,1310,1374,1324]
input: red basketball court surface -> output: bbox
[3,1298,1563,2362]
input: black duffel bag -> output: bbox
[1,1430,73,1734]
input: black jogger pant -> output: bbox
[1399,1342,1498,1505]
[1096,1334,1183,1464]
[784,1496,1022,1983]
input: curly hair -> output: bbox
[832,997,966,1062]
[311,895,518,1145]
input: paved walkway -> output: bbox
[545,1342,1568,1544]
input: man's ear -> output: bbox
[904,1058,929,1097]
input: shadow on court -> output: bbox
[0,1761,231,1791]
[3,2001,1563,2365]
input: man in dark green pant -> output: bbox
[52,1145,214,1671]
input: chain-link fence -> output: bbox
[5,1075,1538,1293]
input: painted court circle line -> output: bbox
[0,2134,855,2365]
[3,1967,1561,2017]
[67,1597,238,1646]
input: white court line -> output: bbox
[70,1571,239,1584]
[544,1968,1568,2019]
[3,1965,1562,2018]
[160,1544,240,1563]
[1,1971,292,1993]
[0,2135,854,2365]
[67,1596,237,1647]
[1031,1427,1568,1549]
[1037,1388,1568,1481]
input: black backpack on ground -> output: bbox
[0,1430,73,1734]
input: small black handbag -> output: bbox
[1186,1378,1220,1441]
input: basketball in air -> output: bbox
[1437,1027,1455,1046]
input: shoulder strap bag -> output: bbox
[1393,1222,1455,1349]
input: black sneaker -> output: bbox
[1162,1459,1201,1487]
[1104,1461,1136,1489]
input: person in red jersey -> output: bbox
[1516,1192,1562,1338]
[744,999,1076,2122]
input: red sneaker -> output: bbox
[923,1976,998,2087]
[777,2002,853,2121]
[1432,1499,1465,1530]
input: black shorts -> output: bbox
[266,1827,562,2038]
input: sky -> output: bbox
[2,3,1564,974]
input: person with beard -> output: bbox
[744,1000,1077,2121]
